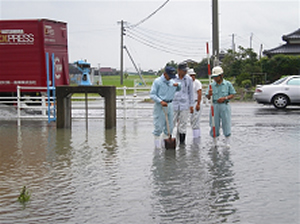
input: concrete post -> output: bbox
[56,86,116,129]
[104,87,116,129]
[212,0,219,63]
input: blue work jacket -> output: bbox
[150,75,181,103]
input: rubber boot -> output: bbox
[179,133,186,145]
[225,136,231,148]
[192,129,201,138]
[154,136,160,149]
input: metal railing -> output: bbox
[16,86,56,120]
[0,85,209,121]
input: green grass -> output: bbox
[72,93,101,100]
[71,75,155,98]
[70,75,255,102]
[71,75,210,98]
[102,75,155,96]
[102,75,156,87]
[102,75,209,86]
[18,186,31,203]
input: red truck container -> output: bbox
[0,19,69,95]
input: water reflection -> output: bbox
[102,127,118,169]
[102,128,117,151]
[0,122,76,222]
[0,101,298,223]
[151,143,240,223]
[151,145,209,223]
[33,127,75,223]
[207,147,240,223]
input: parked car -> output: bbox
[253,75,300,109]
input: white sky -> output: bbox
[0,0,299,71]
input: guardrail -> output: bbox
[0,85,209,121]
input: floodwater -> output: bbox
[0,103,299,224]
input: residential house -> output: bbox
[263,28,300,57]
[100,67,117,76]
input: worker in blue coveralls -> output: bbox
[150,66,181,149]
[206,66,236,147]
[172,62,194,145]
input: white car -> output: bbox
[253,75,300,109]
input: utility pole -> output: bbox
[212,0,219,65]
[250,32,253,49]
[232,33,235,52]
[259,44,263,59]
[118,20,125,85]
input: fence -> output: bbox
[0,85,209,122]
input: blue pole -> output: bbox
[46,53,51,123]
[51,53,56,122]
[52,53,55,87]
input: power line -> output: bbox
[127,34,205,58]
[127,32,203,55]
[127,29,203,51]
[128,0,170,29]
[128,27,206,47]
[127,34,190,57]
[130,26,209,41]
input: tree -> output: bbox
[221,46,262,86]
[260,55,300,82]
[165,60,177,68]
[192,58,210,78]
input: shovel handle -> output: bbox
[162,106,171,138]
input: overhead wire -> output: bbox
[126,34,205,57]
[124,0,208,59]
[131,26,210,42]
[126,29,203,52]
[125,22,209,58]
[126,32,207,58]
[127,27,206,48]
[128,0,170,29]
[126,30,205,56]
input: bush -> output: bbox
[236,73,251,86]
[241,79,252,89]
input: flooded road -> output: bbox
[0,103,299,223]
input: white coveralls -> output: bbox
[205,79,236,137]
[190,79,202,138]
[150,75,181,138]
[172,74,194,138]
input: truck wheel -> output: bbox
[272,94,288,109]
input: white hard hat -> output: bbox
[211,66,223,77]
[187,68,196,76]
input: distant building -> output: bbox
[263,28,300,57]
[141,70,157,76]
[100,67,117,76]
[183,59,198,64]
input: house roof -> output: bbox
[283,28,300,42]
[183,59,197,64]
[263,28,300,57]
[263,43,300,56]
[100,67,116,73]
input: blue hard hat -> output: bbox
[165,66,176,79]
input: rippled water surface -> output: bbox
[0,103,299,223]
